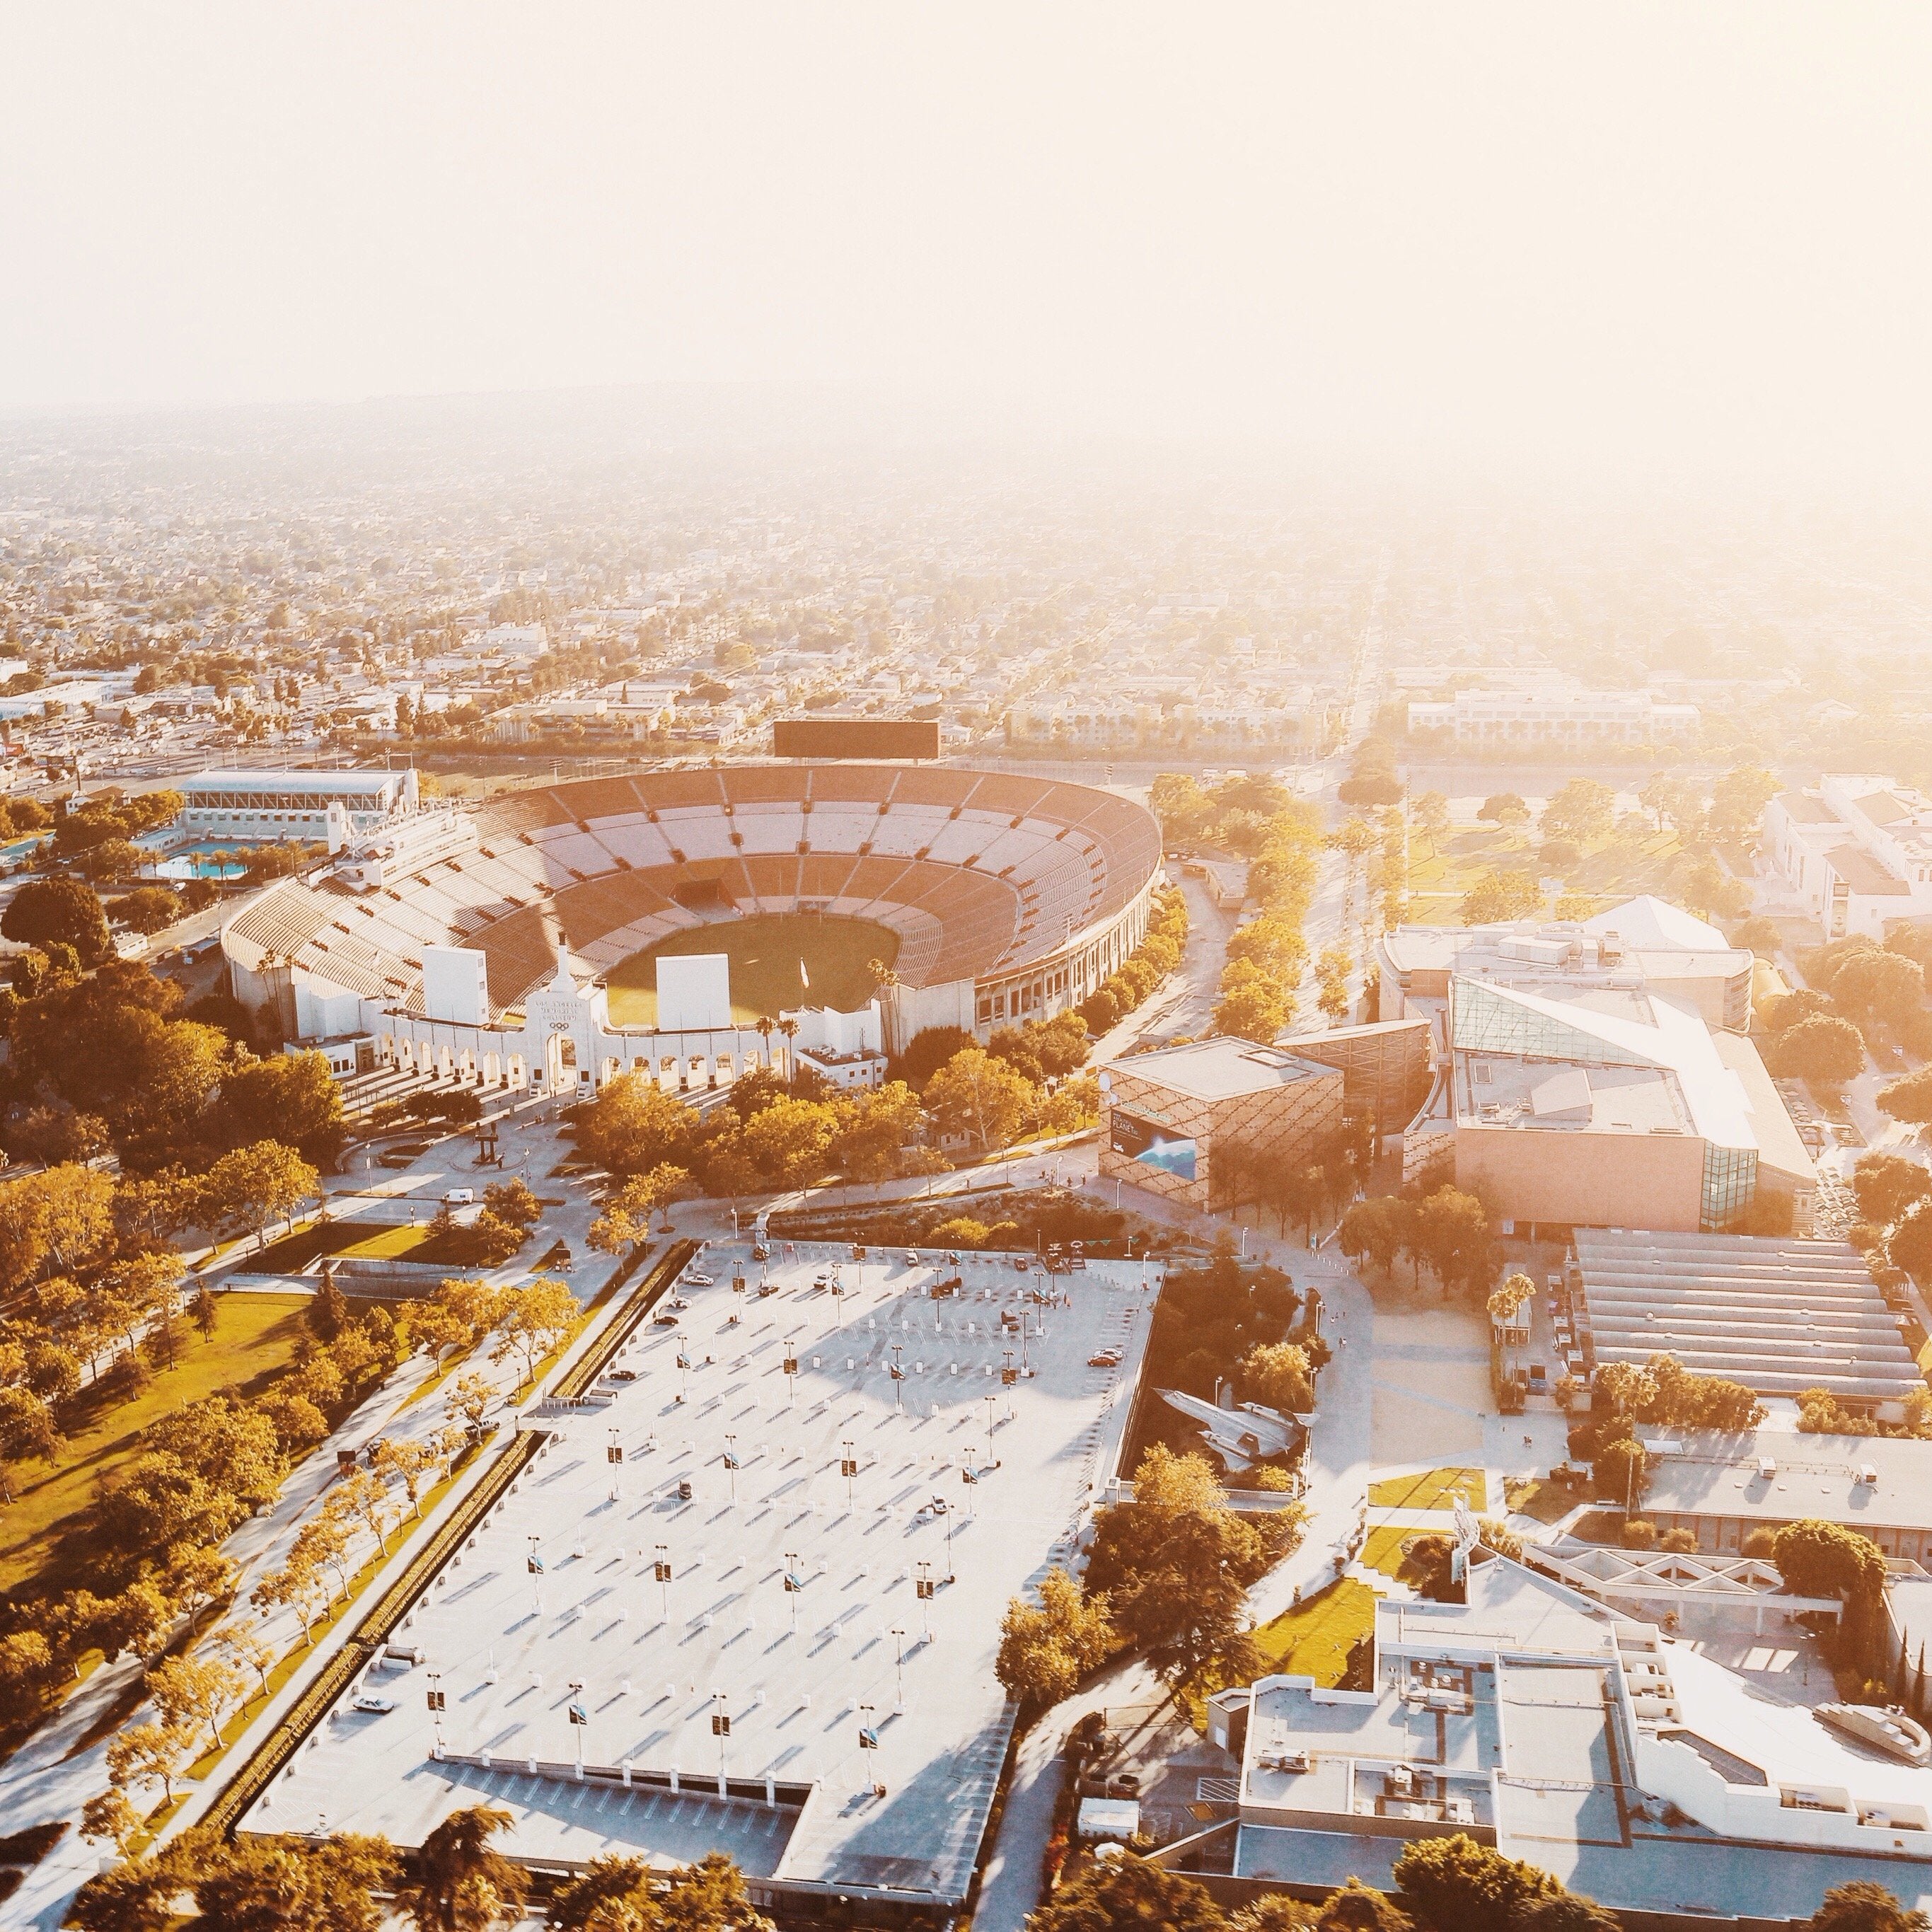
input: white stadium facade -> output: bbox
[221,765,1163,1094]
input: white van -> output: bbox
[442,1188,475,1205]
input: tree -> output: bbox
[219,1052,347,1164]
[1459,869,1539,925]
[1028,1856,1229,1932]
[105,1718,197,1805]
[112,885,186,934]
[1804,1882,1929,1932]
[1595,1435,1648,1511]
[252,1551,331,1642]
[588,1164,688,1257]
[1237,1341,1314,1414]
[1769,1013,1865,1087]
[221,1624,278,1701]
[1877,1066,1932,1126]
[1399,1532,1458,1600]
[166,1541,238,1633]
[0,1161,117,1294]
[444,1369,499,1436]
[1,874,112,964]
[739,1094,841,1186]
[922,1047,1036,1151]
[331,1467,399,1556]
[574,1072,697,1176]
[1828,949,1927,1030]
[889,1024,976,1091]
[1392,1834,1563,1932]
[995,1566,1116,1706]
[308,1271,349,1341]
[66,1856,183,1932]
[1771,1519,1887,1605]
[1476,793,1530,828]
[1853,1152,1932,1227]
[481,1177,541,1231]
[1084,1446,1295,1693]
[1338,1196,1408,1279]
[395,1803,528,1932]
[1890,1203,1932,1283]
[185,1832,400,1932]
[492,1276,579,1388]
[0,1385,61,1499]
[1413,792,1451,847]
[1414,1186,1491,1297]
[1540,779,1615,848]
[79,1788,144,1859]
[1312,1880,1412,1932]
[200,1139,320,1246]
[291,1512,356,1603]
[552,1851,775,1932]
[147,1651,247,1754]
[376,1436,440,1517]
[1709,764,1778,843]
[1214,957,1291,1041]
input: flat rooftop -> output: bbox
[1230,1561,1932,1918]
[1634,1428,1932,1534]
[243,1242,1158,1908]
[1111,1037,1336,1101]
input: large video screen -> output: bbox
[773,717,941,761]
[1110,1109,1198,1183]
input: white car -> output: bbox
[683,1271,715,1288]
[351,1694,397,1715]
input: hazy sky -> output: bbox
[4,4,1931,477]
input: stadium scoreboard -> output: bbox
[773,717,940,760]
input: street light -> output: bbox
[983,1392,997,1466]
[891,1626,906,1711]
[654,1543,671,1621]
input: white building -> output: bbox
[1764,775,1932,939]
[1407,686,1699,748]
[1202,1552,1932,1921]
[177,767,419,847]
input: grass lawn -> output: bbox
[338,1223,430,1261]
[604,913,898,1027]
[1367,1467,1487,1512]
[0,1295,311,1601]
[1403,822,1686,924]
[1362,1524,1424,1578]
[1503,1474,1580,1525]
[1180,1578,1380,1728]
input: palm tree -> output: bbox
[755,1013,775,1072]
[776,1016,799,1082]
[396,1805,528,1932]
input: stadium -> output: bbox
[222,765,1163,1094]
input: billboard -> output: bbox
[773,717,941,761]
[1109,1110,1198,1183]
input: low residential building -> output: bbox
[1195,1556,1932,1921]
[1631,1428,1932,1561]
[1407,685,1699,747]
[1764,775,1932,939]
[1099,1037,1344,1213]
[1573,1230,1923,1416]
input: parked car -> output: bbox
[442,1188,475,1205]
[683,1271,715,1288]
[351,1694,397,1715]
[609,1367,638,1382]
[1089,1346,1123,1368]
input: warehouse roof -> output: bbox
[1573,1230,1922,1404]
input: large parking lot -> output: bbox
[244,1241,1162,1910]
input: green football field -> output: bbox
[603,913,899,1026]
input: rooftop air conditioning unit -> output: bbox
[1858,1464,1880,1487]
[1757,1457,1778,1479]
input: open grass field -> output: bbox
[0,1294,311,1599]
[338,1223,429,1261]
[1367,1466,1488,1512]
[1403,820,1686,924]
[1181,1578,1380,1727]
[604,913,899,1027]
[1363,1524,1423,1578]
